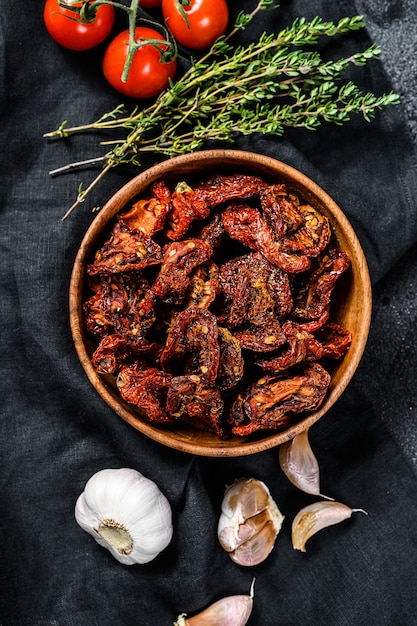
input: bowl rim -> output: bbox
[69,149,372,457]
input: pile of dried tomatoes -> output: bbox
[83,173,352,439]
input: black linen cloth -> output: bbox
[1,1,417,624]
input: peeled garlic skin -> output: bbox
[292,501,356,552]
[218,478,284,566]
[75,468,173,565]
[279,430,321,496]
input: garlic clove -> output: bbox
[233,509,271,546]
[279,429,332,498]
[219,476,270,526]
[230,517,280,567]
[174,579,255,626]
[292,500,367,552]
[218,478,284,566]
[75,467,173,565]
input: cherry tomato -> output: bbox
[140,0,162,7]
[102,27,177,99]
[161,0,228,50]
[43,0,115,51]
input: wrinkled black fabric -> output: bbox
[1,1,417,624]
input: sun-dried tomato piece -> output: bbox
[234,321,287,353]
[198,213,225,255]
[217,326,244,391]
[117,180,171,236]
[267,261,294,320]
[165,374,225,437]
[91,334,162,374]
[227,271,250,328]
[227,391,249,432]
[218,254,248,296]
[82,285,111,337]
[227,389,293,436]
[165,181,210,241]
[160,308,220,386]
[151,179,172,210]
[259,320,352,371]
[295,306,330,332]
[151,239,213,304]
[282,204,331,256]
[260,184,303,237]
[84,272,156,339]
[222,205,311,274]
[87,222,162,275]
[237,260,276,326]
[257,320,324,371]
[229,363,331,435]
[194,174,267,207]
[117,365,174,423]
[315,322,352,359]
[261,185,331,258]
[186,262,221,309]
[292,248,351,321]
[219,253,293,327]
[217,256,248,323]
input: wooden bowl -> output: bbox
[69,149,372,457]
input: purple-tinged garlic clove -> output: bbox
[279,429,332,499]
[292,500,367,552]
[174,579,255,626]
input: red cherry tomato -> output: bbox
[102,27,177,99]
[140,0,162,7]
[161,0,228,50]
[43,0,115,51]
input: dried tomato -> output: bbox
[198,213,225,255]
[84,272,156,340]
[87,222,162,275]
[229,363,331,436]
[222,205,311,274]
[260,184,303,237]
[282,204,331,256]
[219,253,292,328]
[257,321,324,372]
[117,365,174,423]
[292,248,351,321]
[194,174,267,207]
[165,375,225,437]
[217,326,244,392]
[151,239,213,304]
[166,181,210,240]
[260,185,331,258]
[315,322,352,359]
[160,308,220,386]
[91,334,161,374]
[234,321,287,353]
[186,262,221,309]
[118,180,171,236]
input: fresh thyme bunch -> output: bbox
[44,0,399,219]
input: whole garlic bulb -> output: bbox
[218,478,284,566]
[75,467,173,565]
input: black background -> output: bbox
[1,1,417,624]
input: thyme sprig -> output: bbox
[44,1,399,219]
